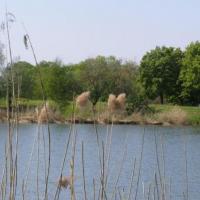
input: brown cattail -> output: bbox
[38,102,54,123]
[116,93,126,110]
[76,91,90,108]
[107,93,126,113]
[107,94,117,113]
[58,176,71,189]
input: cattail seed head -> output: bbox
[116,93,126,110]
[76,91,91,108]
[58,176,71,189]
[107,93,126,113]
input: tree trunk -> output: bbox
[160,93,164,104]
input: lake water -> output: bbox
[0,123,200,200]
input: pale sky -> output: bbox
[0,0,199,64]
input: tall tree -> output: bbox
[12,61,35,98]
[139,46,183,104]
[33,61,82,105]
[79,56,110,105]
[179,41,200,105]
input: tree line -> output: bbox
[0,41,199,109]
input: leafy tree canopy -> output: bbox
[179,41,200,105]
[140,46,183,104]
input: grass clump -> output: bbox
[151,104,200,125]
[156,106,187,125]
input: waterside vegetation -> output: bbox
[0,11,199,200]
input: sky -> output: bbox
[0,0,200,64]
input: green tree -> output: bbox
[79,56,141,105]
[79,56,110,105]
[0,75,6,98]
[179,41,200,105]
[46,65,80,103]
[33,61,82,106]
[139,46,183,104]
[12,61,35,98]
[108,60,139,99]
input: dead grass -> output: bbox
[38,102,64,123]
[156,106,187,125]
[131,112,145,124]
[0,109,7,122]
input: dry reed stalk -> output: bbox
[93,178,96,200]
[134,131,145,200]
[157,107,187,125]
[92,111,103,180]
[118,188,122,200]
[91,106,108,200]
[100,141,107,200]
[142,181,145,199]
[107,94,117,113]
[3,11,22,200]
[147,183,151,200]
[154,172,160,200]
[161,134,167,200]
[12,80,21,199]
[104,123,114,189]
[5,12,14,200]
[36,127,40,200]
[127,158,136,200]
[81,142,87,200]
[184,137,189,200]
[76,91,90,108]
[54,125,73,200]
[110,142,128,200]
[70,131,77,200]
[0,143,8,200]
[38,103,55,123]
[154,132,163,195]
[22,125,39,200]
[42,129,47,184]
[23,28,52,200]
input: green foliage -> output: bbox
[79,56,139,105]
[140,46,183,104]
[34,61,82,108]
[79,56,110,105]
[126,94,154,115]
[179,41,200,105]
[12,61,35,98]
[0,74,6,98]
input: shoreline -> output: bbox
[0,105,199,126]
[0,115,194,126]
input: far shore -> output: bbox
[0,102,199,126]
[0,112,197,126]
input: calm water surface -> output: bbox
[0,123,199,199]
